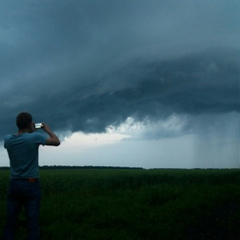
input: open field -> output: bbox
[0,168,239,240]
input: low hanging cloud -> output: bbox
[0,0,239,141]
[0,48,239,137]
[47,49,239,130]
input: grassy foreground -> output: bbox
[0,168,239,240]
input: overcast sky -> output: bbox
[0,0,239,168]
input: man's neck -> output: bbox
[17,128,31,135]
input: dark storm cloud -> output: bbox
[1,48,239,136]
[0,0,239,137]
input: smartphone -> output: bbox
[34,123,43,129]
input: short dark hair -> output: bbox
[16,112,32,129]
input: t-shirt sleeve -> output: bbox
[4,135,10,149]
[34,133,47,146]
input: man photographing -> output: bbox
[3,112,60,240]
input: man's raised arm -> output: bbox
[42,123,60,146]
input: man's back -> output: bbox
[4,132,46,178]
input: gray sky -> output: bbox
[0,0,239,168]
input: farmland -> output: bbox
[0,168,239,240]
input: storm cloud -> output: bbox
[1,48,239,136]
[0,0,239,167]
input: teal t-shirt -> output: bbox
[4,132,47,179]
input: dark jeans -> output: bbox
[2,179,41,240]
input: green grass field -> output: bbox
[0,168,239,240]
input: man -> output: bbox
[3,112,60,240]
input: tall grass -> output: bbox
[0,168,239,240]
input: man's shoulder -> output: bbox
[4,134,14,141]
[29,132,47,144]
[4,134,17,148]
[22,132,43,137]
[5,132,46,143]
